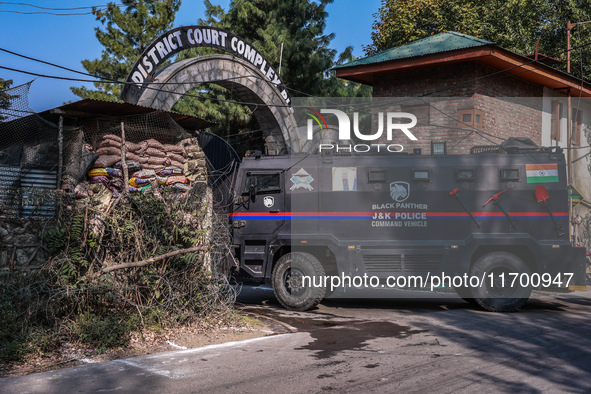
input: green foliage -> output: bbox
[45,211,90,284]
[368,0,591,81]
[0,78,15,121]
[70,0,180,101]
[172,0,370,142]
[71,313,134,347]
[1,188,231,363]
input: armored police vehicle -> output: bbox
[229,144,586,312]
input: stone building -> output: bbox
[335,31,591,253]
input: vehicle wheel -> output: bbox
[470,252,532,312]
[272,252,326,311]
[454,286,477,305]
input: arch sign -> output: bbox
[120,26,291,105]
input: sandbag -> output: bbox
[146,139,165,151]
[102,134,122,143]
[106,168,122,178]
[114,160,142,173]
[132,169,157,179]
[146,156,171,166]
[89,175,109,184]
[99,140,122,149]
[170,183,190,192]
[167,153,185,164]
[92,155,120,168]
[129,177,153,187]
[164,175,188,185]
[163,144,185,155]
[129,184,152,194]
[144,147,167,158]
[170,160,185,169]
[126,152,143,163]
[156,167,184,177]
[88,168,108,177]
[97,146,122,156]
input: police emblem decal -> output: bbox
[390,181,410,202]
[290,168,314,191]
[263,196,275,208]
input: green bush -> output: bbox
[72,312,134,348]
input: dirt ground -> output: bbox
[0,313,274,378]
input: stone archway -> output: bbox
[121,55,300,154]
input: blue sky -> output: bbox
[0,0,381,112]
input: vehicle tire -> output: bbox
[470,251,532,312]
[272,252,326,311]
[454,285,477,305]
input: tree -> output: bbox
[71,0,180,102]
[367,0,591,81]
[199,0,369,97]
[0,78,14,121]
[172,0,370,141]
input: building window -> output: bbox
[457,109,484,129]
[431,141,447,155]
[551,100,561,141]
[572,109,582,146]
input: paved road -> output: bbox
[2,288,591,393]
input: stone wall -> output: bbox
[0,217,51,275]
[1,140,213,277]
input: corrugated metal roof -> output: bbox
[39,99,215,130]
[335,32,493,69]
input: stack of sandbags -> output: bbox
[87,167,124,194]
[93,135,187,171]
[155,167,190,192]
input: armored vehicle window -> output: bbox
[412,170,430,181]
[368,170,386,183]
[500,168,520,182]
[244,173,281,194]
[455,169,474,182]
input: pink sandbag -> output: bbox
[126,152,143,162]
[145,139,165,151]
[170,160,185,169]
[99,139,123,149]
[146,156,171,166]
[97,146,122,156]
[167,153,185,164]
[163,144,185,155]
[143,147,166,158]
[102,134,122,143]
[132,169,157,179]
[92,155,120,168]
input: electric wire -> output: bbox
[0,2,123,10]
[3,37,591,149]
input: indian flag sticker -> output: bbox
[526,164,559,183]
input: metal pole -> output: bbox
[567,22,574,73]
[57,116,63,190]
[279,42,284,76]
[121,121,129,195]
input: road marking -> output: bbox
[111,333,296,379]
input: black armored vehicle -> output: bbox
[229,145,586,312]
